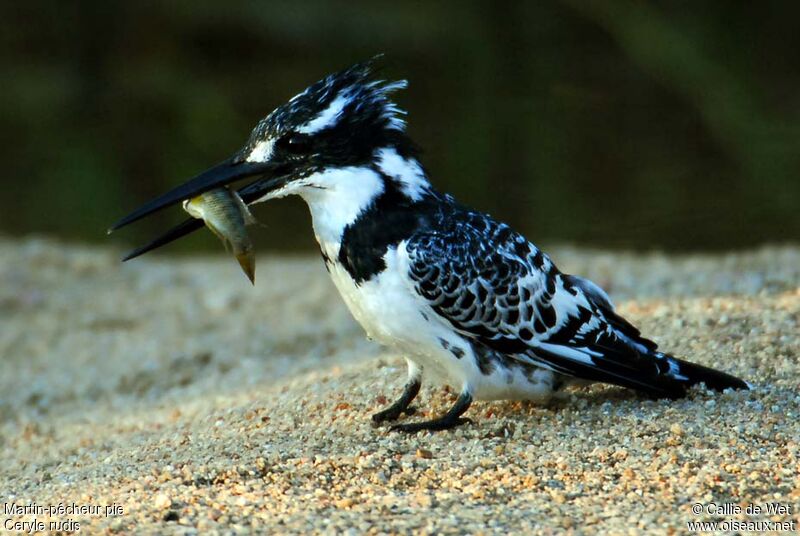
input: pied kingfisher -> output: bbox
[110,59,750,432]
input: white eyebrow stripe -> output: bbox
[297,94,349,134]
[247,139,274,162]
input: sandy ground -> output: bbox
[1,237,798,534]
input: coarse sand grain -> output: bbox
[1,237,798,534]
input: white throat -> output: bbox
[300,166,384,246]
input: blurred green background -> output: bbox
[2,1,799,254]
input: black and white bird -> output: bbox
[110,59,750,432]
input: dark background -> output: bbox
[2,1,799,254]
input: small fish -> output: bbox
[183,188,257,284]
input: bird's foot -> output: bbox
[390,416,471,433]
[371,404,416,424]
[370,378,421,425]
[388,390,473,433]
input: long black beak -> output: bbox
[108,157,276,233]
[120,218,205,262]
[109,156,291,261]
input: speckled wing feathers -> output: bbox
[403,207,688,396]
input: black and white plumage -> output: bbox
[110,59,750,432]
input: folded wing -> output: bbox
[401,206,692,397]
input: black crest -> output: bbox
[239,57,411,169]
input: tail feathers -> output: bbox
[576,290,751,398]
[655,352,751,396]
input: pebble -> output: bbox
[416,448,433,459]
[154,494,172,510]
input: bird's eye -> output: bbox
[277,133,312,155]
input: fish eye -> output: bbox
[277,133,312,155]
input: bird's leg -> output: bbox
[371,378,421,424]
[372,360,422,424]
[390,390,473,433]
